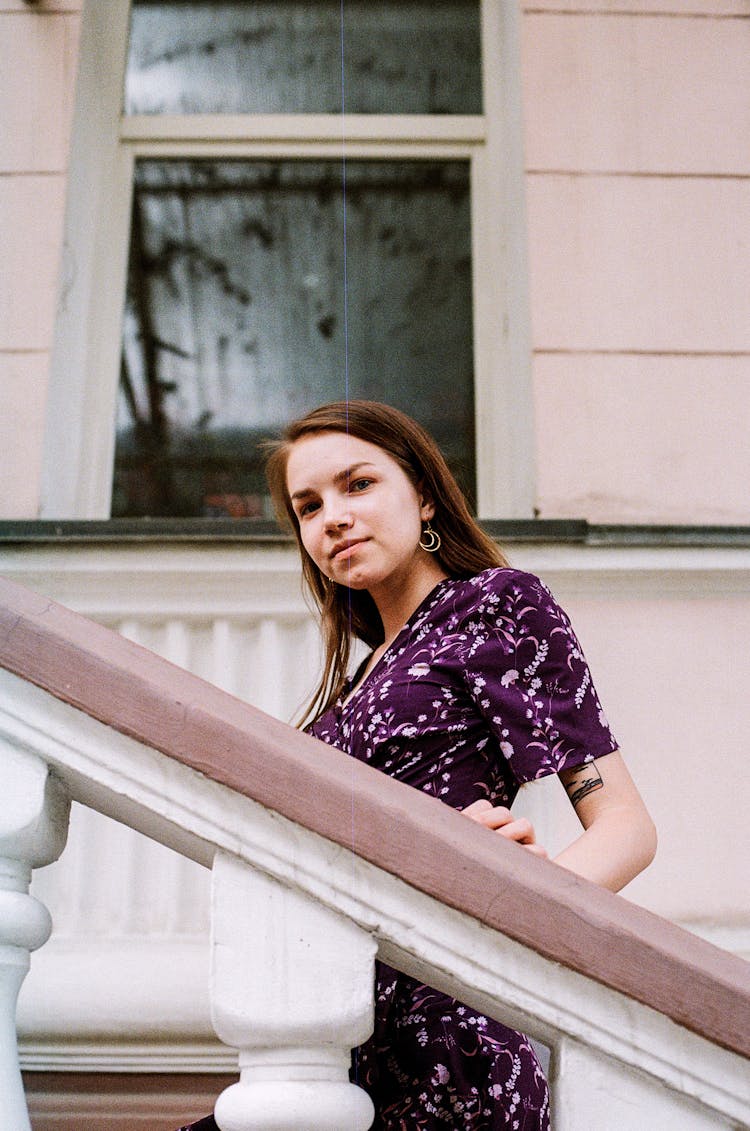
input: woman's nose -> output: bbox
[324,503,353,531]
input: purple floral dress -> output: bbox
[178,569,617,1131]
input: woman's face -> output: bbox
[285,430,435,594]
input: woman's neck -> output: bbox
[370,557,449,647]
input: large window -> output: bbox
[114,0,482,517]
[115,158,475,517]
[43,0,532,520]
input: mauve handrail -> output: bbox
[0,575,748,1060]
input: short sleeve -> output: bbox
[460,571,618,784]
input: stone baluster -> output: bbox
[210,850,377,1131]
[0,744,70,1131]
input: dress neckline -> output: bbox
[340,575,453,709]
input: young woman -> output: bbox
[179,400,655,1131]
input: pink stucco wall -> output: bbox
[0,0,81,517]
[522,0,750,521]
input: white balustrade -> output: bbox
[0,744,70,1131]
[210,852,376,1131]
[0,666,748,1129]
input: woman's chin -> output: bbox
[335,574,370,591]
[332,562,380,591]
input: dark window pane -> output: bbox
[113,159,475,519]
[125,1,482,115]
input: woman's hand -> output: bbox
[461,799,548,858]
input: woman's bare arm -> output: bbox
[555,750,656,891]
[462,750,656,893]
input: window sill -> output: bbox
[1,519,750,549]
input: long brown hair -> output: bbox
[265,401,508,724]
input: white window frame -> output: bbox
[41,0,533,520]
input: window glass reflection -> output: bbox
[125,1,482,115]
[113,159,475,518]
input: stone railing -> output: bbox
[1,574,749,1130]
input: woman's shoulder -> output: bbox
[448,566,547,604]
[419,568,537,626]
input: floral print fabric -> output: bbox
[310,568,618,1130]
[353,964,551,1129]
[311,568,617,807]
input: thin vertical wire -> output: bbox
[339,12,360,1088]
[339,0,351,409]
[338,18,355,667]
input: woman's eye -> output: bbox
[299,500,320,517]
[349,478,372,493]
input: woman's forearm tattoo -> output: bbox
[564,764,604,807]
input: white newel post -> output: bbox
[0,744,70,1131]
[210,850,377,1131]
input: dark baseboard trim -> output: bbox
[1,518,750,548]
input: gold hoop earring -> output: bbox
[419,522,441,553]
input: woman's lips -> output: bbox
[331,539,367,563]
